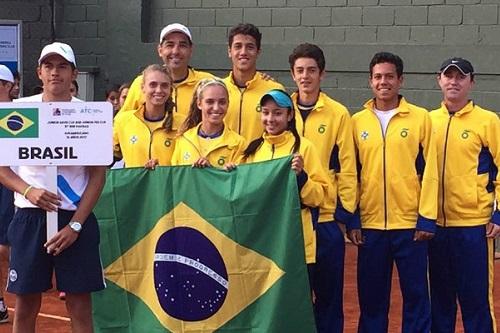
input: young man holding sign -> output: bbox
[0,42,106,333]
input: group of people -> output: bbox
[0,20,498,333]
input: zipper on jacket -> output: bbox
[382,137,388,229]
[148,129,154,159]
[377,118,389,230]
[271,144,275,159]
[174,86,178,113]
[441,113,454,227]
[238,89,246,134]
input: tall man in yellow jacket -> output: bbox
[120,23,213,116]
[349,52,438,333]
[223,23,284,143]
[288,43,357,333]
[429,58,499,333]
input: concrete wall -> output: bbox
[2,0,500,112]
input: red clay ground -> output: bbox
[0,244,499,332]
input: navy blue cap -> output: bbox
[439,57,474,75]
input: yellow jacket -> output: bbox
[351,97,438,231]
[223,72,284,143]
[120,67,214,117]
[113,104,183,167]
[240,131,330,264]
[430,101,500,227]
[293,91,357,224]
[171,124,246,167]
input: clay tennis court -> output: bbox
[1,244,499,332]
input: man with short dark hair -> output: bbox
[0,42,106,333]
[223,23,284,143]
[121,23,213,116]
[429,57,499,333]
[349,52,438,333]
[288,43,357,333]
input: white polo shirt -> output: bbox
[13,94,88,211]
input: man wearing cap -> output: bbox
[0,64,15,323]
[223,23,285,143]
[120,23,213,117]
[0,42,106,332]
[429,57,499,333]
[349,52,438,332]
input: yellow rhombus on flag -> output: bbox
[104,202,285,332]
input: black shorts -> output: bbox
[0,185,14,246]
[7,208,106,294]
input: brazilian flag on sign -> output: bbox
[0,108,38,138]
[92,157,316,333]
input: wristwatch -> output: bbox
[68,221,82,233]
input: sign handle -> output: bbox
[46,166,58,244]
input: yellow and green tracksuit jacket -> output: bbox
[430,101,500,227]
[171,124,246,167]
[113,104,183,167]
[292,91,357,225]
[351,97,438,231]
[120,67,214,117]
[223,72,284,143]
[239,131,330,264]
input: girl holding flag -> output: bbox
[113,64,183,169]
[239,89,329,267]
[171,78,245,168]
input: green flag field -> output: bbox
[92,157,316,333]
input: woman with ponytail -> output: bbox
[113,64,183,168]
[171,78,246,168]
[240,89,329,268]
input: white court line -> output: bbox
[7,307,70,322]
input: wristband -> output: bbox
[22,185,33,198]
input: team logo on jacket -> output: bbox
[461,130,470,139]
[130,135,138,144]
[400,128,409,138]
[183,152,191,161]
[318,124,326,134]
[360,131,369,140]
[164,138,172,147]
[217,156,226,166]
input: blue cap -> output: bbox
[260,89,293,109]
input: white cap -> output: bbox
[0,65,14,83]
[38,42,76,67]
[159,23,192,43]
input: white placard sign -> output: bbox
[0,102,113,166]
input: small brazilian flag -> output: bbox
[92,157,316,333]
[0,108,38,138]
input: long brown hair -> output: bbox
[178,78,228,135]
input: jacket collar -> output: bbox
[439,100,474,117]
[364,95,410,116]
[133,104,169,128]
[227,71,262,89]
[175,67,200,87]
[291,91,326,112]
[263,131,293,147]
[183,123,240,149]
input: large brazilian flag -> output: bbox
[92,157,316,333]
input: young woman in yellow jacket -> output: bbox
[113,64,183,168]
[171,78,246,168]
[239,89,330,267]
